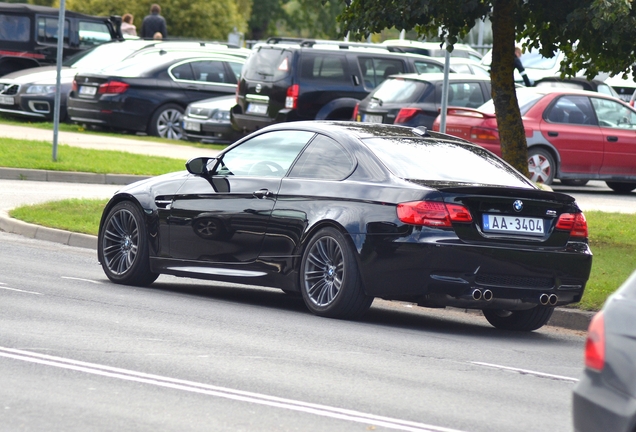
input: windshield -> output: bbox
[519,52,559,70]
[371,79,427,104]
[363,137,531,187]
[477,90,544,115]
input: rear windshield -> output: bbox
[363,137,531,187]
[477,90,544,115]
[242,47,292,82]
[371,78,428,104]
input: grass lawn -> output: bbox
[8,201,636,312]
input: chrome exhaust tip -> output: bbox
[539,293,550,306]
[472,289,482,301]
[548,294,558,306]
[482,289,493,301]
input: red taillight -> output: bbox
[285,84,299,109]
[397,201,472,227]
[352,103,359,121]
[585,311,605,371]
[470,126,499,141]
[555,212,588,238]
[71,79,78,93]
[394,107,423,124]
[98,80,129,94]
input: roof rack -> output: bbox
[265,37,405,52]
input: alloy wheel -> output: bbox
[102,208,139,275]
[303,236,344,307]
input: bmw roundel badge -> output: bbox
[513,200,523,212]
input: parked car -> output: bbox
[534,77,619,99]
[433,88,636,192]
[354,73,492,129]
[448,58,490,77]
[604,71,636,102]
[572,270,636,432]
[67,52,245,139]
[382,39,483,62]
[96,121,592,331]
[0,40,249,122]
[481,46,568,85]
[230,38,448,134]
[181,95,242,144]
[0,2,122,76]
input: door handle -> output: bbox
[253,189,274,198]
[607,136,618,142]
[547,131,558,137]
[352,75,360,86]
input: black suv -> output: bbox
[0,2,122,76]
[231,38,448,133]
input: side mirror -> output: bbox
[186,157,217,176]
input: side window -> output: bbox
[289,135,355,180]
[445,82,485,108]
[37,17,69,45]
[190,60,228,83]
[216,131,315,178]
[546,95,597,125]
[228,61,243,83]
[357,57,405,89]
[300,54,348,83]
[414,61,444,74]
[78,21,111,48]
[170,63,194,81]
[0,15,30,42]
[591,97,636,129]
[596,84,614,97]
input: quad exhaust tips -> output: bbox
[471,289,493,301]
[539,293,558,306]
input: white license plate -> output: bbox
[183,121,201,132]
[362,114,383,123]
[79,86,97,96]
[482,214,545,236]
[246,103,267,115]
[0,95,14,105]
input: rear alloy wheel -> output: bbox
[149,103,184,139]
[527,148,556,185]
[98,201,158,286]
[483,307,554,331]
[605,181,636,194]
[300,227,373,319]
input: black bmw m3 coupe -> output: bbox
[97,121,592,331]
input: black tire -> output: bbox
[605,181,636,194]
[98,201,159,286]
[483,307,554,331]
[300,227,373,319]
[560,179,589,187]
[527,147,556,185]
[149,103,184,140]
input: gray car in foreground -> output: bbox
[572,270,636,432]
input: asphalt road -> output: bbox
[0,231,586,432]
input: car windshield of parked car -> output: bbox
[476,90,544,115]
[363,137,531,187]
[519,51,559,70]
[242,47,292,82]
[371,78,427,104]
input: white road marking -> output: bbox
[469,361,579,383]
[0,346,466,432]
[61,277,102,284]
[0,286,42,295]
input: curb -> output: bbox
[0,167,149,185]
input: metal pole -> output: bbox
[52,0,66,161]
[439,43,451,134]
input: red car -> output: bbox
[432,88,636,193]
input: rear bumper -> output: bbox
[67,97,148,132]
[231,104,297,133]
[573,370,636,432]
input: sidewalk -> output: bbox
[0,124,596,331]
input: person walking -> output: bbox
[121,13,137,36]
[514,46,533,87]
[140,4,167,39]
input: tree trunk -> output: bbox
[490,0,530,177]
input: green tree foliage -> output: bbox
[284,0,345,39]
[247,0,288,40]
[337,0,636,177]
[60,0,247,40]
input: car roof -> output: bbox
[382,39,481,53]
[388,73,491,82]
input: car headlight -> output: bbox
[211,110,230,121]
[26,85,57,95]
[186,106,211,118]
